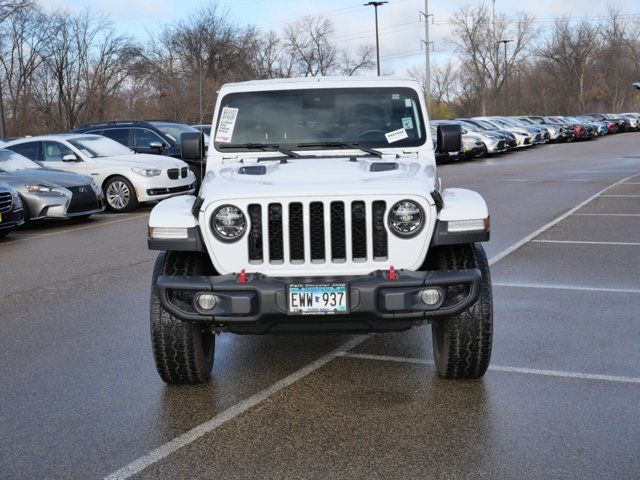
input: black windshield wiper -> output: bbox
[217,143,300,158]
[296,142,385,159]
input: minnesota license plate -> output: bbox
[287,283,349,315]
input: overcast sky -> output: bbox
[42,0,639,76]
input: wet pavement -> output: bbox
[1,134,639,479]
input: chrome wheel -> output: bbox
[106,180,131,210]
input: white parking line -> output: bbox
[488,173,639,265]
[103,171,640,480]
[0,213,149,245]
[532,239,640,246]
[340,353,640,385]
[598,194,640,197]
[493,282,640,294]
[103,335,372,480]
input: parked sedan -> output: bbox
[4,135,196,212]
[71,120,208,185]
[471,117,533,147]
[0,182,25,238]
[0,149,104,221]
[458,118,518,150]
[527,116,575,142]
[433,119,507,156]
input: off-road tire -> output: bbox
[150,251,215,384]
[432,243,493,379]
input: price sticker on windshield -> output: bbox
[385,128,409,143]
[215,107,239,143]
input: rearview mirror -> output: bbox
[62,154,80,162]
[436,124,462,153]
[181,132,205,160]
[149,142,165,150]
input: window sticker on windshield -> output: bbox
[402,117,414,130]
[385,128,409,143]
[215,107,239,143]
[392,93,400,100]
[405,98,412,107]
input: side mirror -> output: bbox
[181,132,205,160]
[62,154,80,162]
[149,142,165,151]
[436,124,462,153]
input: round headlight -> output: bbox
[212,205,246,241]
[388,200,424,237]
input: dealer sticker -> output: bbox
[402,117,414,130]
[385,128,409,143]
[215,107,239,143]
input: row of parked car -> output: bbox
[0,112,637,239]
[0,120,211,239]
[431,113,640,163]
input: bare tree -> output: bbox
[0,5,51,133]
[0,0,33,23]
[449,4,537,114]
[538,18,600,112]
[284,16,373,77]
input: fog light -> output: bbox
[197,294,217,310]
[420,288,441,306]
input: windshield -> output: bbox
[68,135,133,158]
[151,122,210,145]
[492,118,513,128]
[214,87,426,151]
[516,118,533,125]
[0,149,42,171]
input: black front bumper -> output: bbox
[156,269,482,334]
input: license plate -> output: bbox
[287,283,349,315]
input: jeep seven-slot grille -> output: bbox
[246,200,388,264]
[288,203,304,262]
[247,205,263,262]
[268,203,284,262]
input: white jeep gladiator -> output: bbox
[147,77,492,384]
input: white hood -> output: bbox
[200,154,437,201]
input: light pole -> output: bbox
[419,1,433,106]
[364,1,387,76]
[499,39,512,115]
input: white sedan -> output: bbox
[4,134,196,212]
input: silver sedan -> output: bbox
[0,149,104,221]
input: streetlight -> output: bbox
[364,1,387,76]
[498,39,512,115]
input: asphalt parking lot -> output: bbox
[1,134,639,479]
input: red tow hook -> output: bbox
[388,265,398,280]
[239,269,247,284]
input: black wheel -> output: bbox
[0,230,9,239]
[150,251,215,384]
[431,243,493,379]
[479,144,488,158]
[104,176,138,212]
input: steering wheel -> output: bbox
[357,129,387,140]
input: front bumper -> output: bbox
[136,173,197,202]
[0,207,25,231]
[155,268,482,333]
[24,188,104,220]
